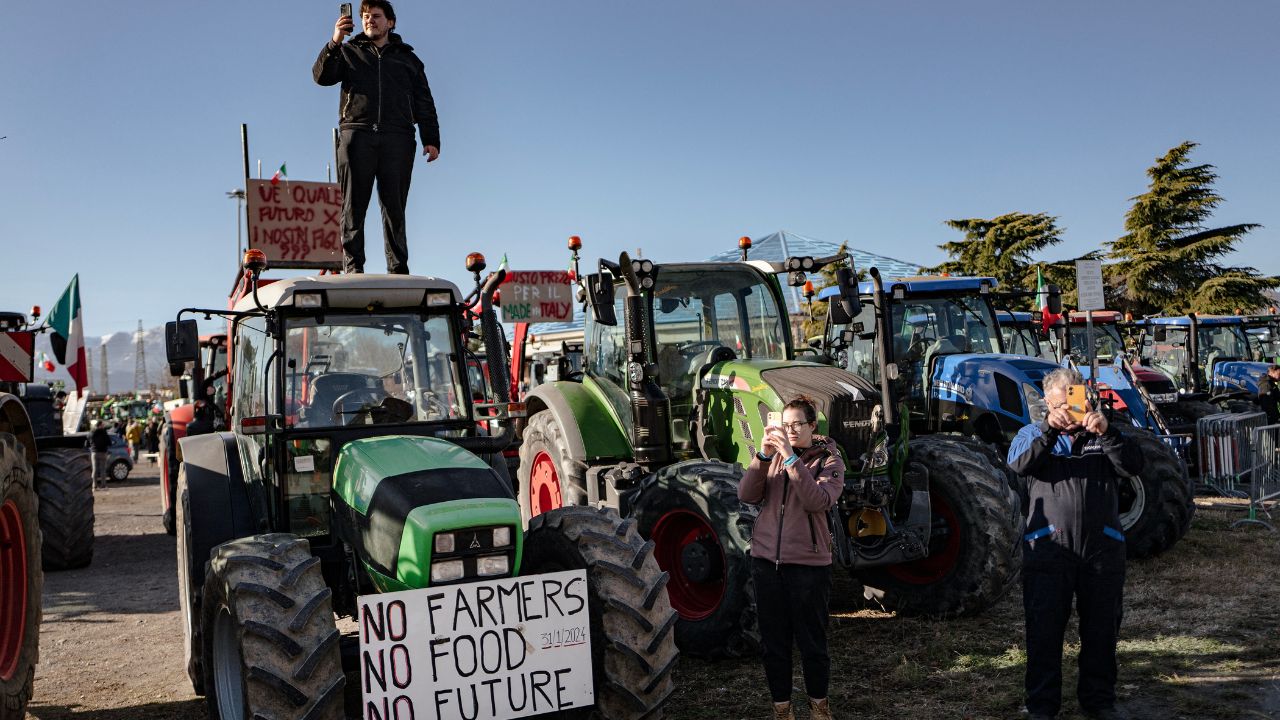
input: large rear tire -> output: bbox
[160,424,177,535]
[629,460,759,659]
[0,434,41,720]
[523,506,678,720]
[517,411,588,524]
[35,448,94,571]
[200,534,344,720]
[1113,424,1195,559]
[858,435,1021,617]
[176,466,205,695]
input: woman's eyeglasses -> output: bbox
[777,421,812,431]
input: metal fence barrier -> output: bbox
[1233,423,1280,532]
[1196,412,1268,498]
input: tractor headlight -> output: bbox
[492,527,512,547]
[1023,383,1047,423]
[477,555,509,577]
[430,559,465,583]
[434,532,456,554]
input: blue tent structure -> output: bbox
[518,230,922,335]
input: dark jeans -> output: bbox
[337,129,416,274]
[1023,552,1125,716]
[751,558,831,703]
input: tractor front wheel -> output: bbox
[1113,424,1195,559]
[0,434,42,720]
[200,534,344,720]
[35,448,94,571]
[858,436,1021,617]
[517,411,588,524]
[522,506,679,720]
[629,461,759,659]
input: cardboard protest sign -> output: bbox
[1075,259,1106,312]
[500,272,574,323]
[359,569,593,720]
[246,179,344,270]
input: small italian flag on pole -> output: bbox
[48,274,88,396]
[1036,266,1058,332]
[270,162,288,186]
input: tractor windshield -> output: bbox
[1198,324,1251,364]
[1002,322,1044,358]
[889,294,1001,362]
[650,266,787,371]
[283,313,467,428]
[1068,323,1126,364]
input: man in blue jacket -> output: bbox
[1007,368,1143,720]
[313,0,440,275]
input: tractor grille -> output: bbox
[761,366,880,459]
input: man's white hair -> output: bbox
[1043,367,1084,395]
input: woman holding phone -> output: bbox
[738,396,845,720]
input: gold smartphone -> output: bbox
[766,411,782,428]
[1065,385,1090,423]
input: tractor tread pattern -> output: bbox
[517,411,589,522]
[1112,424,1195,559]
[524,506,679,720]
[859,435,1022,617]
[201,534,344,720]
[34,447,95,571]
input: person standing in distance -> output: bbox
[313,0,440,275]
[1007,368,1143,720]
[1257,365,1280,424]
[738,397,844,720]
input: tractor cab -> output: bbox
[1135,315,1270,398]
[820,276,1060,444]
[995,310,1048,359]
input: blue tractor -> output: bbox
[1133,314,1277,415]
[820,277,1193,558]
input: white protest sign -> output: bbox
[359,569,593,720]
[1075,259,1106,311]
[246,179,343,270]
[500,271,575,323]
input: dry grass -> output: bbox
[667,500,1280,719]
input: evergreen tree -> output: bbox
[924,212,1065,293]
[1108,141,1276,315]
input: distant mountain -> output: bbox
[33,325,172,395]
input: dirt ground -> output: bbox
[25,465,1280,719]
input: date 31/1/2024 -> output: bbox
[540,625,587,650]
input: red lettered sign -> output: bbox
[500,271,575,323]
[246,179,343,269]
[0,331,34,383]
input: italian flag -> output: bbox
[1036,266,1060,332]
[48,275,88,396]
[270,162,288,186]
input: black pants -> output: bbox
[751,558,831,703]
[1023,552,1125,716]
[337,129,416,274]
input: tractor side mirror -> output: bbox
[835,266,862,320]
[1047,285,1063,315]
[586,272,617,326]
[166,320,199,366]
[829,299,853,325]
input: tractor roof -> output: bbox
[1138,315,1248,327]
[996,310,1034,324]
[1066,310,1121,324]
[817,275,998,299]
[231,274,462,313]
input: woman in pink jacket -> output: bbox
[739,397,845,720]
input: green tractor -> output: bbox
[168,254,676,719]
[516,241,1020,658]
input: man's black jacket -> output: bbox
[1006,421,1144,564]
[313,33,440,149]
[1259,374,1280,424]
[90,428,110,453]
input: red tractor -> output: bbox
[159,333,228,535]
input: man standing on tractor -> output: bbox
[739,397,844,720]
[313,0,440,275]
[1008,368,1143,720]
[1258,365,1280,424]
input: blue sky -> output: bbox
[3,1,1278,337]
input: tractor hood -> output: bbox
[332,435,521,592]
[928,353,1059,434]
[1213,360,1270,396]
[700,359,880,467]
